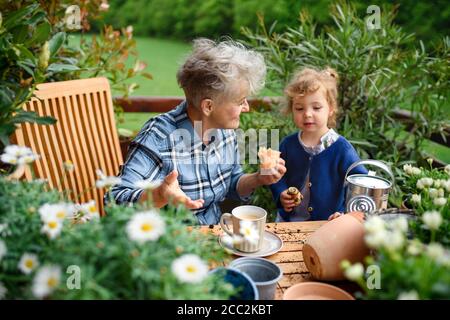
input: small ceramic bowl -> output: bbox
[209,267,259,300]
[283,282,354,300]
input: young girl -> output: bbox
[270,67,366,222]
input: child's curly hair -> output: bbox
[283,66,339,128]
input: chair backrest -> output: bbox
[11,77,123,214]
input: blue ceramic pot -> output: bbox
[209,267,259,300]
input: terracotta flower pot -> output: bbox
[283,282,354,300]
[303,212,369,281]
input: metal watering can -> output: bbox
[345,160,394,213]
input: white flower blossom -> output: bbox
[403,164,413,175]
[383,230,404,252]
[0,282,7,300]
[426,243,445,261]
[32,265,61,299]
[77,200,100,222]
[422,211,442,230]
[18,253,39,274]
[364,228,388,249]
[95,169,122,188]
[444,180,450,193]
[344,263,364,281]
[438,188,445,198]
[364,216,386,235]
[39,203,76,221]
[433,197,447,207]
[428,188,438,199]
[433,180,442,188]
[0,240,7,262]
[398,290,419,300]
[171,254,208,284]
[391,217,408,234]
[126,210,166,243]
[239,220,260,244]
[411,194,421,204]
[41,218,63,239]
[411,167,421,175]
[1,145,39,165]
[445,164,450,175]
[407,240,423,256]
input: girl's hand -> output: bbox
[328,212,343,221]
[280,189,297,212]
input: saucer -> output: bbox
[219,230,283,258]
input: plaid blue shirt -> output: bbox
[111,101,246,224]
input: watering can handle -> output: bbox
[344,159,395,185]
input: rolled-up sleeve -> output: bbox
[109,142,164,205]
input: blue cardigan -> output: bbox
[270,132,367,221]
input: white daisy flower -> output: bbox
[0,282,7,300]
[17,153,40,165]
[433,180,442,188]
[41,218,63,239]
[126,210,166,243]
[38,203,75,221]
[398,290,419,300]
[32,265,61,299]
[239,220,260,244]
[433,197,447,207]
[0,153,18,164]
[411,194,421,204]
[171,254,208,284]
[134,179,162,190]
[78,200,100,221]
[365,229,388,249]
[344,263,364,281]
[95,169,122,188]
[0,239,7,262]
[18,253,39,274]
[438,188,445,198]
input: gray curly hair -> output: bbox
[177,38,266,108]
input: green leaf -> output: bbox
[47,63,80,73]
[11,111,56,125]
[48,32,66,57]
[3,3,39,29]
[14,44,35,61]
[29,21,51,45]
[17,61,35,77]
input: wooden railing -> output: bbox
[114,96,449,167]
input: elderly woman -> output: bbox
[110,38,286,224]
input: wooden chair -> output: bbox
[11,77,123,214]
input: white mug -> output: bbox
[219,205,267,252]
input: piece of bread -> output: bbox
[258,147,281,170]
[287,187,303,206]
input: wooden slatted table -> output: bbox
[199,220,355,300]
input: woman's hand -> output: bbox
[280,189,297,212]
[257,158,287,185]
[144,170,204,209]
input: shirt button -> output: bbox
[308,182,312,187]
[308,207,313,212]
